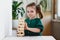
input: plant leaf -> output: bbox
[16,2,23,8]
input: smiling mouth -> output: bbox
[30,15,32,16]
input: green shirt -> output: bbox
[24,18,43,36]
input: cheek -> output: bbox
[33,11,36,16]
[33,13,36,16]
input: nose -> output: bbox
[29,13,32,15]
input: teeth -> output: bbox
[17,18,24,37]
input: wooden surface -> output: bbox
[41,11,52,35]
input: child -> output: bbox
[24,3,43,36]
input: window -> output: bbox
[57,0,60,19]
[53,0,60,19]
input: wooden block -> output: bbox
[17,18,25,37]
[19,23,24,25]
[18,22,25,25]
[17,31,24,37]
[17,34,24,37]
[18,25,24,28]
[19,18,24,21]
[19,20,24,22]
[17,28,24,31]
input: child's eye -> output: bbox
[27,11,29,13]
[31,11,33,13]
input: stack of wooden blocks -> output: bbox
[17,18,25,37]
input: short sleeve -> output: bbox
[36,18,44,32]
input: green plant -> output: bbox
[12,1,25,19]
[39,0,47,12]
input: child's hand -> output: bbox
[24,22,29,30]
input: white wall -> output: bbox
[0,0,12,38]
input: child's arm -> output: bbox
[28,28,40,33]
[25,23,41,33]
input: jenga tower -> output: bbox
[17,18,25,37]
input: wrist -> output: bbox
[27,27,29,30]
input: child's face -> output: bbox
[26,6,36,19]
